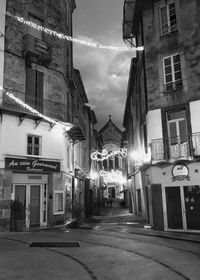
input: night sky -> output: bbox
[73,0,135,131]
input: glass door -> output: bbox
[30,185,41,227]
[183,185,200,230]
[165,186,183,229]
[14,185,26,222]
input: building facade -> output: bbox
[123,0,200,232]
[98,117,126,202]
[0,0,94,231]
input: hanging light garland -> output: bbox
[91,148,127,161]
[6,11,144,52]
[100,169,125,184]
[1,88,73,131]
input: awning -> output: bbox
[67,125,85,142]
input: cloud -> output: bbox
[73,35,134,130]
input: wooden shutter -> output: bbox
[26,67,36,107]
[36,70,44,112]
[151,184,164,230]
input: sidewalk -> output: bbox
[80,202,200,244]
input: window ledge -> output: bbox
[163,86,184,95]
[160,30,178,41]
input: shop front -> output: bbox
[5,157,60,231]
[148,161,200,232]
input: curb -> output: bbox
[79,223,200,244]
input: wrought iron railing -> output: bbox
[151,135,193,161]
[1,90,73,123]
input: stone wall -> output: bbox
[142,0,200,110]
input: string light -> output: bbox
[6,11,144,52]
[100,169,125,184]
[91,148,127,161]
[1,88,73,131]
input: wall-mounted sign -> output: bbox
[172,163,190,181]
[75,168,83,179]
[5,157,60,172]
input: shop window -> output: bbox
[54,191,64,215]
[163,54,182,92]
[160,2,177,36]
[27,135,41,156]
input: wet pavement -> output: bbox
[80,202,200,244]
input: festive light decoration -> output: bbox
[91,148,127,161]
[100,169,125,184]
[6,11,144,52]
[1,88,73,131]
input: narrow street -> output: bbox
[1,203,200,280]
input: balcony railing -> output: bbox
[23,34,52,64]
[1,90,73,123]
[151,135,194,161]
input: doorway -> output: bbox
[164,185,200,231]
[14,184,43,229]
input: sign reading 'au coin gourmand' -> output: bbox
[5,157,60,172]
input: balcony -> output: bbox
[151,135,194,162]
[23,34,52,64]
[1,91,73,123]
[68,110,87,142]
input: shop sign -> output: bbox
[5,157,60,172]
[172,163,190,181]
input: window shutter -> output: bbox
[26,67,36,107]
[36,71,44,112]
[179,119,187,143]
[160,6,168,35]
[169,122,178,144]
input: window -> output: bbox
[27,135,41,155]
[160,2,177,36]
[167,110,187,144]
[26,67,44,112]
[167,110,189,158]
[163,54,182,92]
[103,159,107,170]
[115,156,119,169]
[54,191,64,215]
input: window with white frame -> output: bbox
[163,54,182,92]
[54,191,64,215]
[27,135,41,155]
[160,2,177,36]
[167,110,187,145]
